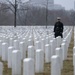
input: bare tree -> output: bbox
[0,0,74,26]
[6,0,30,27]
[6,0,17,27]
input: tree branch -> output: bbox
[6,0,15,8]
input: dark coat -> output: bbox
[54,21,64,38]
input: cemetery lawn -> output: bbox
[0,32,73,75]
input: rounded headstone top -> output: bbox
[45,44,49,47]
[23,58,33,62]
[56,48,61,50]
[52,55,59,58]
[28,46,33,48]
[36,49,42,52]
[12,50,19,53]
[2,43,7,45]
[8,46,13,49]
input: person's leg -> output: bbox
[59,34,63,45]
[55,33,57,38]
[59,33,63,38]
[61,33,63,38]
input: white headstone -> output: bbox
[0,62,3,75]
[28,46,34,59]
[12,50,21,75]
[35,41,41,50]
[35,49,44,73]
[19,42,26,59]
[23,58,34,75]
[45,44,51,63]
[51,55,61,75]
[56,48,63,69]
[41,39,45,53]
[14,40,19,50]
[56,36,61,47]
[73,47,75,66]
[0,40,2,57]
[9,38,13,46]
[8,46,14,68]
[61,43,66,60]
[5,37,9,46]
[28,39,33,46]
[2,43,8,61]
[74,67,75,75]
[62,39,68,58]
[22,38,28,51]
[73,47,75,54]
[53,38,57,51]
[50,40,55,56]
[45,37,49,44]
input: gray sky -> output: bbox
[54,0,74,10]
[0,0,74,10]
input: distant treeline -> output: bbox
[0,3,75,26]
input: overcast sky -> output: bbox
[0,0,74,10]
[54,0,74,10]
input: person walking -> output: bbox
[54,17,64,38]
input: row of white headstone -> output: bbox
[51,27,73,75]
[73,27,75,75]
[0,26,54,75]
[0,26,73,75]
